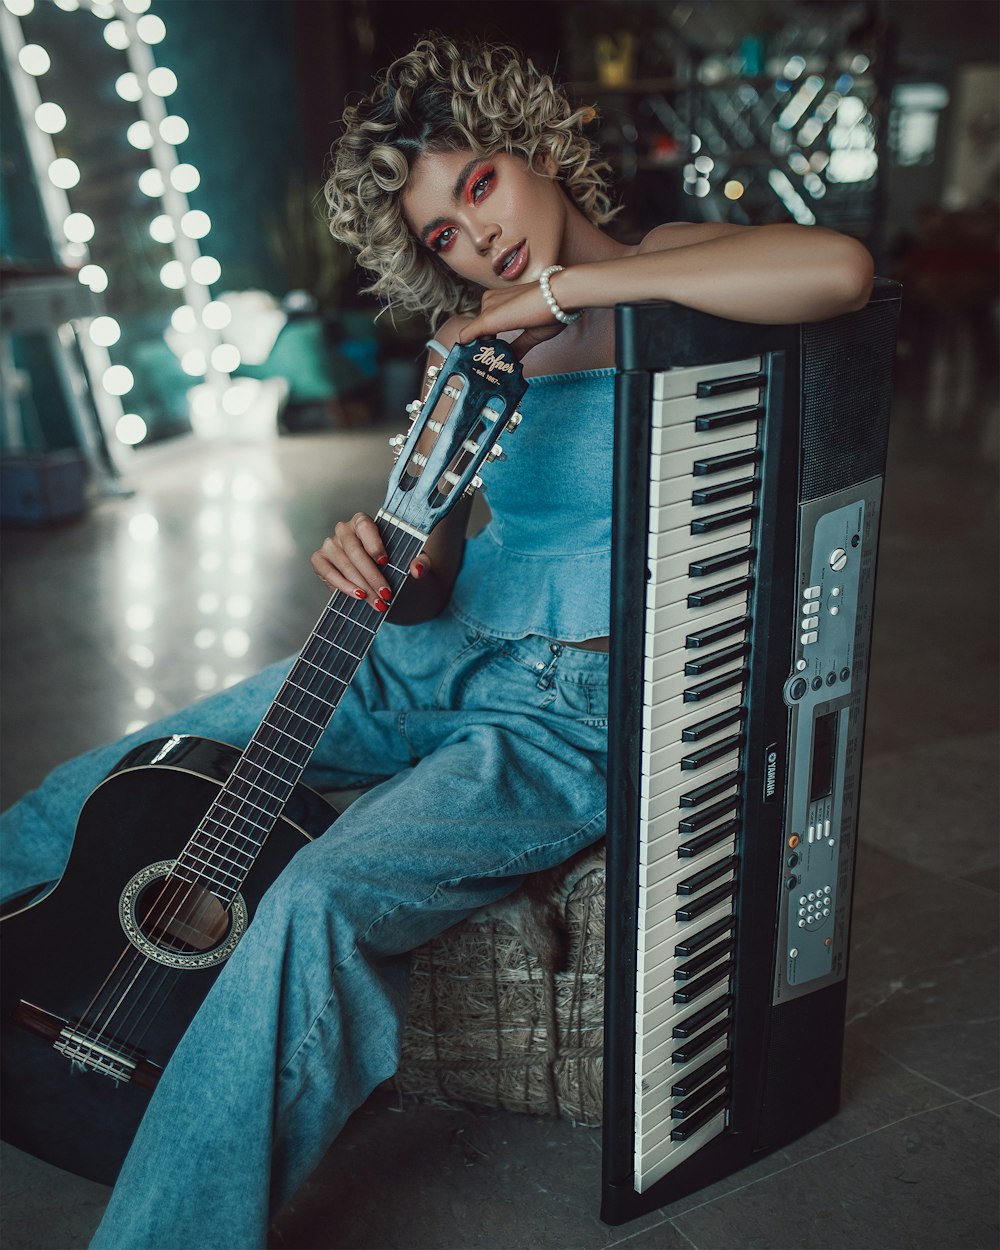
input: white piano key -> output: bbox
[638,840,737,914]
[637,1033,729,1122]
[640,770,740,840]
[649,449,759,510]
[636,1109,728,1194]
[651,388,762,438]
[653,358,761,400]
[647,526,754,585]
[646,586,749,635]
[642,721,742,790]
[642,688,742,754]
[638,897,737,961]
[638,858,737,932]
[650,427,759,482]
[637,937,735,1030]
[642,660,746,732]
[635,982,733,1078]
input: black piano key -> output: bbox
[696,372,767,398]
[679,770,741,809]
[672,1020,730,1071]
[673,959,734,1004]
[674,919,736,960]
[684,643,750,677]
[670,1010,725,1060]
[688,545,755,577]
[687,575,754,609]
[691,476,757,507]
[695,404,763,432]
[675,937,736,981]
[692,447,760,476]
[685,615,749,649]
[672,1073,731,1121]
[675,879,738,922]
[678,819,740,858]
[672,990,733,1037]
[683,667,748,703]
[671,1092,730,1141]
[682,706,744,743]
[678,792,739,831]
[690,504,757,536]
[676,854,739,897]
[681,734,745,771]
[671,1048,730,1095]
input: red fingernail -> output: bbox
[353,588,366,599]
[378,586,392,601]
[376,555,389,566]
[373,599,388,612]
[412,563,423,579]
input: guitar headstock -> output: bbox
[379,338,527,536]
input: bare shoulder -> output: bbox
[638,220,749,254]
[428,314,476,358]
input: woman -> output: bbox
[2,35,872,1250]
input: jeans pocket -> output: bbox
[550,677,609,728]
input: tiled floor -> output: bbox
[1,391,997,1250]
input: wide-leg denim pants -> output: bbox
[0,607,609,1250]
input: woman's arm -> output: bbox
[460,221,874,346]
[311,318,475,625]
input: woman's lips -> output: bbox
[495,242,528,280]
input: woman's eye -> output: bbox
[432,227,456,252]
[471,170,494,201]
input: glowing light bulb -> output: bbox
[103,20,130,50]
[127,121,154,150]
[191,256,221,286]
[171,305,198,334]
[116,413,148,445]
[138,168,165,197]
[149,214,176,244]
[211,344,241,373]
[147,67,177,97]
[35,103,66,134]
[181,349,207,376]
[115,72,142,102]
[159,260,186,289]
[159,116,189,145]
[202,301,231,330]
[49,158,80,189]
[63,212,95,243]
[4,0,36,15]
[171,163,200,193]
[136,14,166,43]
[79,264,108,293]
[181,210,211,239]
[18,45,50,76]
[89,316,121,347]
[103,365,135,396]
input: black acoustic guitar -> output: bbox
[0,338,526,1184]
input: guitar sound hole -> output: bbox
[135,879,230,953]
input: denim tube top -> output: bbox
[427,339,616,642]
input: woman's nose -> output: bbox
[474,221,500,254]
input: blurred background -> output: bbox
[1,0,996,473]
[0,4,997,1248]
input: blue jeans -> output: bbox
[1,608,608,1250]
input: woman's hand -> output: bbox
[457,281,572,360]
[311,513,427,613]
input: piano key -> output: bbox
[636,1036,730,1138]
[688,545,756,578]
[675,918,737,961]
[675,937,736,981]
[674,877,738,924]
[647,526,752,583]
[697,405,764,434]
[639,898,735,960]
[687,575,754,609]
[684,644,750,678]
[643,688,742,757]
[670,1093,730,1140]
[639,838,737,906]
[651,389,762,445]
[685,614,751,649]
[672,1072,730,1119]
[641,758,740,827]
[637,1107,728,1193]
[681,705,744,741]
[678,819,741,858]
[643,717,742,780]
[681,732,745,770]
[653,357,761,399]
[678,792,740,832]
[679,769,741,808]
[646,601,750,660]
[684,666,748,704]
[691,504,757,536]
[649,482,757,536]
[671,1048,730,1096]
[643,661,746,729]
[671,990,733,1036]
[676,855,739,897]
[672,958,734,1004]
[697,370,767,398]
[650,435,759,508]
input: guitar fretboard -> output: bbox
[170,518,426,903]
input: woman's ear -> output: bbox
[533,147,559,179]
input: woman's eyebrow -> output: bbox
[419,157,486,244]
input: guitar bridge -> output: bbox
[13,999,164,1089]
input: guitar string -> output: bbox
[63,380,507,1068]
[63,530,428,1064]
[65,545,419,1061]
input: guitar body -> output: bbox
[0,337,527,1188]
[0,735,336,1184]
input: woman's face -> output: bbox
[401,149,567,290]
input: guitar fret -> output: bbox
[276,689,329,725]
[249,739,306,769]
[258,723,315,753]
[196,815,263,855]
[297,656,353,684]
[179,849,244,885]
[325,605,376,634]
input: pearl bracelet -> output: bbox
[538,265,582,325]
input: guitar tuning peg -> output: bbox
[405,399,423,415]
[388,433,406,449]
[426,364,441,380]
[505,411,523,432]
[462,474,484,498]
[486,443,505,462]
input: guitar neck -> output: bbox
[172,515,426,903]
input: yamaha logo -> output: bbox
[764,743,779,802]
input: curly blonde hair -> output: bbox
[324,35,618,326]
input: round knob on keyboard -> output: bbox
[829,547,848,571]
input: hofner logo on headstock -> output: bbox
[472,344,516,384]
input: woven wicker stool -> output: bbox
[393,844,606,1125]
